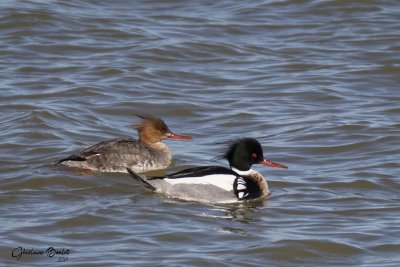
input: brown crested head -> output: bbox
[134,115,192,144]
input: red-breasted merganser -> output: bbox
[58,115,192,173]
[127,138,287,203]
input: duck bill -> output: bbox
[166,132,193,140]
[259,158,288,169]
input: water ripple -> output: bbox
[1,0,400,266]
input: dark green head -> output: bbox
[224,138,288,171]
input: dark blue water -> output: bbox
[1,0,400,266]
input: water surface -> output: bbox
[1,0,400,266]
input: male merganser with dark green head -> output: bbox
[127,138,287,203]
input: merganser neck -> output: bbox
[231,167,255,176]
[145,140,168,150]
[146,141,172,162]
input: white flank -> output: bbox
[164,174,236,191]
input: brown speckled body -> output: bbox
[61,137,172,173]
[245,170,270,198]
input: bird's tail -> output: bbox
[127,168,156,191]
[57,155,86,164]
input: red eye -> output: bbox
[251,153,257,159]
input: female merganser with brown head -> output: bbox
[58,115,192,173]
[127,138,287,203]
